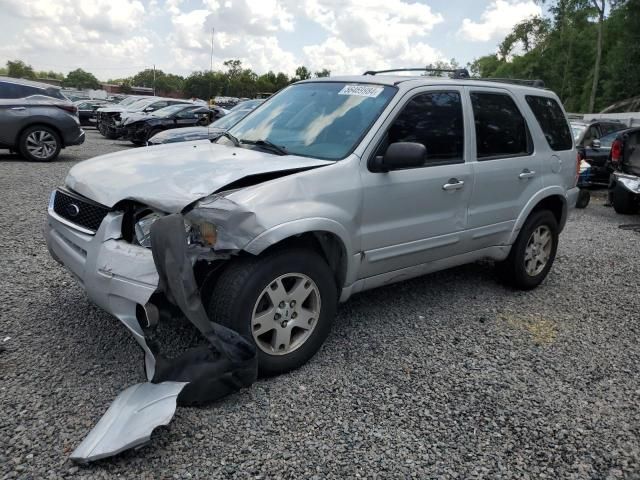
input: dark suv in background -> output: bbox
[0,77,85,162]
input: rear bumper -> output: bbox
[613,172,640,194]
[45,192,159,377]
[65,129,85,146]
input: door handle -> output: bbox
[519,169,536,179]
[442,179,465,191]
[10,107,26,111]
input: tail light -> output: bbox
[611,139,623,165]
[575,151,581,184]
[57,104,78,115]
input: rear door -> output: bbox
[465,87,541,249]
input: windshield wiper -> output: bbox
[240,139,287,156]
[218,131,240,147]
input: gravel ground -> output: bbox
[1,130,640,479]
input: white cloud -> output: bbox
[458,0,541,42]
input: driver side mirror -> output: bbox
[371,142,427,172]
[591,139,601,149]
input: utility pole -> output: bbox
[153,64,156,96]
[209,27,214,105]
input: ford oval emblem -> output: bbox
[66,203,80,217]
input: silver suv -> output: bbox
[46,70,579,377]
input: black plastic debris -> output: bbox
[150,213,257,406]
[619,224,640,233]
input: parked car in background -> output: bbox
[608,127,640,214]
[147,99,264,145]
[0,78,84,162]
[46,72,579,378]
[74,100,112,126]
[0,76,69,100]
[96,97,191,139]
[121,104,224,145]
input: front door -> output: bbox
[358,87,473,279]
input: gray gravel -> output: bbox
[1,130,640,479]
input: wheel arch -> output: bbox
[16,122,65,148]
[509,189,567,244]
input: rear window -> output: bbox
[525,95,572,151]
[471,92,532,159]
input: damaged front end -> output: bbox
[68,211,259,463]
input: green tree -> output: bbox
[314,69,331,78]
[62,68,101,89]
[293,66,312,81]
[7,60,36,80]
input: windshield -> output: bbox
[119,96,141,106]
[599,131,621,148]
[127,98,157,111]
[226,82,396,160]
[152,104,192,117]
[571,123,587,141]
[212,108,251,130]
[229,99,263,112]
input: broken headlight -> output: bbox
[134,212,162,248]
[185,219,218,247]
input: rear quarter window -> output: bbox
[525,95,573,151]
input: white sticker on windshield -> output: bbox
[338,85,384,98]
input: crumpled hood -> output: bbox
[65,142,334,212]
[122,113,151,125]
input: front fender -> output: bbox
[508,187,569,244]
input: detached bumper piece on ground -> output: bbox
[71,214,257,464]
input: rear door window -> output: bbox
[0,81,28,99]
[525,95,573,151]
[470,92,532,160]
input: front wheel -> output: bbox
[208,248,337,376]
[575,189,590,209]
[497,210,559,290]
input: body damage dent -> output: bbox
[72,214,257,464]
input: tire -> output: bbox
[208,248,338,376]
[497,210,559,290]
[612,183,639,215]
[18,125,61,162]
[575,189,590,209]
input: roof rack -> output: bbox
[362,68,471,79]
[481,78,546,88]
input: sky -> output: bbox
[0,0,543,81]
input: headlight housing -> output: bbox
[134,212,162,248]
[134,211,218,249]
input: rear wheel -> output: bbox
[575,189,590,209]
[497,210,559,290]
[207,248,337,376]
[612,183,639,214]
[19,125,61,162]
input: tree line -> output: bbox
[0,59,330,99]
[470,0,639,113]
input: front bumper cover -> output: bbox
[45,194,257,463]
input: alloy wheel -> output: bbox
[524,225,552,276]
[251,273,321,355]
[26,130,57,160]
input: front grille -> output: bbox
[53,189,110,233]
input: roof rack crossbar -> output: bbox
[363,68,471,79]
[481,77,546,88]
